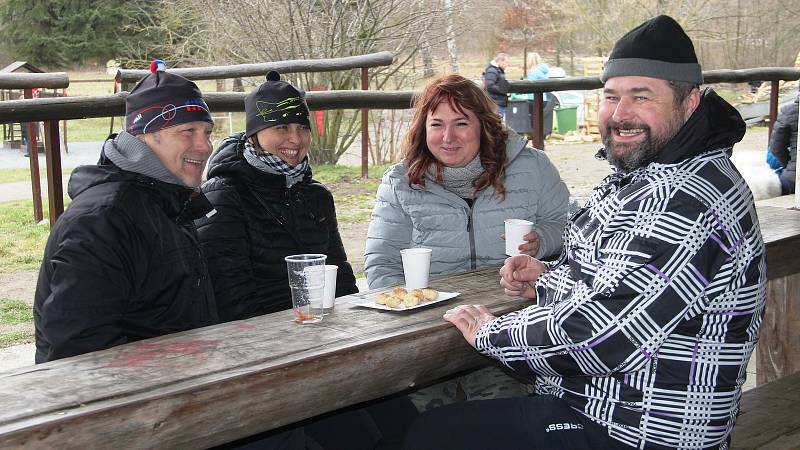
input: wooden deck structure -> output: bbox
[1,204,798,449]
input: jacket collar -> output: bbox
[654,87,745,164]
[69,157,212,223]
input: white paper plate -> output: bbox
[346,290,461,311]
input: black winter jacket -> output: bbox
[769,96,798,187]
[196,133,358,321]
[483,63,509,107]
[34,149,219,363]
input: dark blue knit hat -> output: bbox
[601,15,703,85]
[125,60,213,135]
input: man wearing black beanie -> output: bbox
[34,60,219,363]
[405,16,766,450]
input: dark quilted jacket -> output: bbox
[197,133,358,321]
[769,96,798,185]
[34,142,218,363]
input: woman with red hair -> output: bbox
[365,73,568,289]
[364,73,569,408]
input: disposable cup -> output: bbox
[322,264,338,315]
[285,254,327,324]
[400,248,432,289]
[505,219,534,256]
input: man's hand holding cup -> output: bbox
[499,255,546,299]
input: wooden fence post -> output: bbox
[531,92,544,150]
[768,80,779,144]
[43,120,64,225]
[24,88,43,223]
[361,67,369,179]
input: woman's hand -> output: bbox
[518,230,540,257]
[500,230,541,257]
[443,304,496,348]
[499,255,546,299]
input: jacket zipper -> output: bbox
[467,206,476,269]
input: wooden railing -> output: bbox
[0,72,70,223]
[115,52,394,84]
[508,67,800,149]
[0,53,396,225]
[1,66,799,225]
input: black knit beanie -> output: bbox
[245,71,310,138]
[125,60,213,135]
[601,15,703,85]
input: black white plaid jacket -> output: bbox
[476,143,766,449]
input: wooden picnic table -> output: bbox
[0,267,532,449]
[1,204,799,449]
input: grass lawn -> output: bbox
[0,167,74,184]
[0,198,67,273]
[0,299,35,348]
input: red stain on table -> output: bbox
[105,339,222,368]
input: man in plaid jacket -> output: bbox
[404,15,765,450]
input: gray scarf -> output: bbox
[104,131,186,186]
[426,153,484,198]
[243,142,308,188]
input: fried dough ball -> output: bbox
[374,293,390,305]
[392,287,408,296]
[420,288,438,301]
[402,292,422,307]
[410,289,424,299]
[384,295,403,308]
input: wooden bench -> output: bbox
[732,371,800,449]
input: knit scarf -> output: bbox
[103,131,187,186]
[244,141,309,188]
[426,153,484,198]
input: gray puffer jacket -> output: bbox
[365,132,569,289]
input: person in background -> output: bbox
[526,51,549,101]
[196,71,358,322]
[34,60,218,363]
[365,73,569,411]
[483,53,511,118]
[526,52,549,81]
[405,15,765,450]
[768,92,798,194]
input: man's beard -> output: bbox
[602,113,685,173]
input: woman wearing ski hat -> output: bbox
[197,71,358,322]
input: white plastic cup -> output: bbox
[322,264,338,315]
[285,254,327,324]
[505,219,534,256]
[400,248,432,289]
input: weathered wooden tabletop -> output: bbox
[1,205,798,449]
[0,267,530,449]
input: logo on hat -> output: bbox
[255,97,306,123]
[161,104,177,121]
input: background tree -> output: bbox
[172,0,458,164]
[0,0,153,69]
